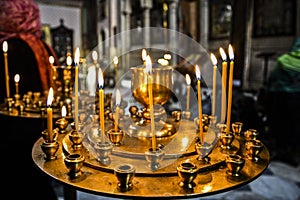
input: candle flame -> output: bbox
[229,44,234,60]
[14,74,20,83]
[61,105,67,118]
[195,64,201,80]
[164,53,171,60]
[145,55,152,75]
[66,55,72,66]
[142,49,147,61]
[3,41,7,52]
[186,74,191,85]
[116,89,121,106]
[98,68,104,88]
[49,56,54,65]
[210,53,217,66]
[47,87,54,107]
[92,51,98,61]
[74,47,80,65]
[113,56,118,65]
[219,47,227,61]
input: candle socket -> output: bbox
[182,111,191,120]
[69,130,83,150]
[232,122,243,136]
[195,140,213,164]
[41,129,58,143]
[225,154,245,177]
[219,132,234,150]
[107,129,124,146]
[245,139,264,162]
[5,97,14,112]
[216,123,227,133]
[55,117,69,134]
[114,164,136,192]
[41,141,59,161]
[94,141,113,166]
[64,153,85,179]
[145,147,165,171]
[177,161,198,189]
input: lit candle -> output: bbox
[47,87,54,142]
[3,41,10,98]
[219,47,227,123]
[210,53,217,117]
[145,55,156,150]
[74,47,80,131]
[14,74,20,94]
[98,68,105,143]
[226,44,234,134]
[185,74,191,111]
[92,51,98,65]
[113,56,119,84]
[142,49,147,66]
[49,56,55,87]
[196,65,204,144]
[66,55,72,67]
[114,89,121,131]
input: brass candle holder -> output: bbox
[114,163,136,192]
[94,141,113,166]
[244,129,259,140]
[107,129,124,146]
[41,129,58,143]
[219,132,234,150]
[181,110,191,120]
[41,141,59,161]
[232,122,243,136]
[177,160,198,189]
[5,97,14,112]
[55,117,69,134]
[64,153,85,179]
[69,129,83,150]
[195,139,213,164]
[145,147,165,171]
[225,154,245,177]
[245,139,264,162]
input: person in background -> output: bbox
[0,0,59,103]
[266,37,300,166]
[0,0,59,199]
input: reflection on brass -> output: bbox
[114,164,136,192]
[94,142,113,166]
[145,147,165,171]
[107,129,124,146]
[232,122,243,136]
[177,161,198,189]
[64,153,85,179]
[220,132,234,150]
[41,141,59,161]
[225,154,245,177]
[246,139,264,162]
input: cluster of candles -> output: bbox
[185,44,235,143]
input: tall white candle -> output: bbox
[185,74,191,111]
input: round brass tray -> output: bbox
[32,119,270,199]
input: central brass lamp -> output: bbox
[129,64,175,138]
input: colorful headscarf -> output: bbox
[0,0,42,39]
